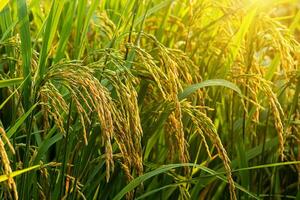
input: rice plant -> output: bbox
[0,0,299,199]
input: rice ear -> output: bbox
[38,61,116,180]
[181,101,236,200]
[0,127,18,200]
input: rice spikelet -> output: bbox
[0,127,18,200]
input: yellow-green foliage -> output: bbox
[0,0,299,199]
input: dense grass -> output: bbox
[0,0,299,199]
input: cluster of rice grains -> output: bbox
[0,127,17,199]
[0,0,299,199]
[135,0,298,199]
[38,61,115,181]
[37,56,144,198]
[181,101,236,200]
[124,33,238,198]
[228,7,299,161]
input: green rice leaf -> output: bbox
[6,103,38,139]
[178,79,242,100]
[0,165,40,183]
[0,77,23,88]
[17,0,32,111]
[0,77,25,110]
[113,163,259,200]
[0,0,9,12]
